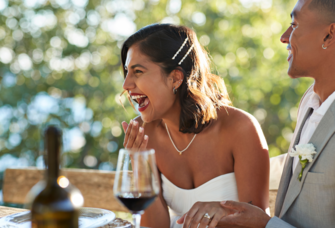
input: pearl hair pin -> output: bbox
[172,37,189,60]
[178,44,194,65]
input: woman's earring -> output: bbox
[322,44,327,50]
[173,87,177,94]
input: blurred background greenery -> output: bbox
[0,0,313,201]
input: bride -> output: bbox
[120,23,269,228]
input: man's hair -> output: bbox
[309,0,335,22]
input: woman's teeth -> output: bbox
[139,98,149,107]
[131,95,147,99]
[131,95,147,104]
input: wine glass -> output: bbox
[114,149,160,228]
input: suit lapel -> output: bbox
[304,102,335,173]
[274,151,293,216]
[276,108,313,217]
[279,101,335,217]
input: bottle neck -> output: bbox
[46,154,60,184]
[44,126,62,185]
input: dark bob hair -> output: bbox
[121,23,231,134]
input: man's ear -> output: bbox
[324,23,335,48]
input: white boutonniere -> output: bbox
[289,143,317,181]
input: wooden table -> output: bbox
[0,206,133,227]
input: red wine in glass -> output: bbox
[116,192,157,213]
[114,149,160,228]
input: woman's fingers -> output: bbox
[207,212,225,228]
[123,119,148,150]
[133,127,144,149]
[182,203,200,228]
[182,202,230,228]
[139,135,149,150]
[205,207,228,228]
[197,207,219,228]
[189,209,210,228]
[122,121,128,133]
[123,120,133,148]
[126,120,139,148]
[183,202,204,228]
[176,213,186,224]
[198,216,212,228]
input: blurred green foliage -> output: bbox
[0,0,313,188]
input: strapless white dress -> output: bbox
[161,172,239,228]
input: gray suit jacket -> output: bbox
[267,86,335,228]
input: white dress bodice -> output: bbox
[161,172,239,228]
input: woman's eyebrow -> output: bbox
[130,64,148,70]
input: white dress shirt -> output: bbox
[292,89,335,172]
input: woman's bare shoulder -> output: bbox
[217,106,258,129]
[217,106,268,151]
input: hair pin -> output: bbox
[172,37,189,60]
[178,44,194,65]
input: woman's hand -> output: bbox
[176,201,236,228]
[122,119,148,150]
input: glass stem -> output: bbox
[132,213,141,228]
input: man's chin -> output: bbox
[287,72,301,79]
[287,66,304,79]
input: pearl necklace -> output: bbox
[165,123,197,155]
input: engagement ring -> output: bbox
[203,213,211,219]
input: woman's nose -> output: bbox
[123,74,135,91]
[280,27,292,44]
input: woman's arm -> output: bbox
[232,113,269,210]
[141,174,170,228]
[121,117,170,227]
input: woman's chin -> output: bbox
[140,114,152,124]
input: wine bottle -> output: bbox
[31,126,83,228]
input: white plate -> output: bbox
[0,207,120,228]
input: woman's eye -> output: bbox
[291,23,298,30]
[135,70,143,74]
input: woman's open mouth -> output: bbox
[131,94,150,112]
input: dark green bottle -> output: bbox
[31,126,83,228]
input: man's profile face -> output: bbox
[280,0,329,78]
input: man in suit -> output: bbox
[215,0,335,227]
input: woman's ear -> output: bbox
[324,23,335,48]
[171,69,184,90]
